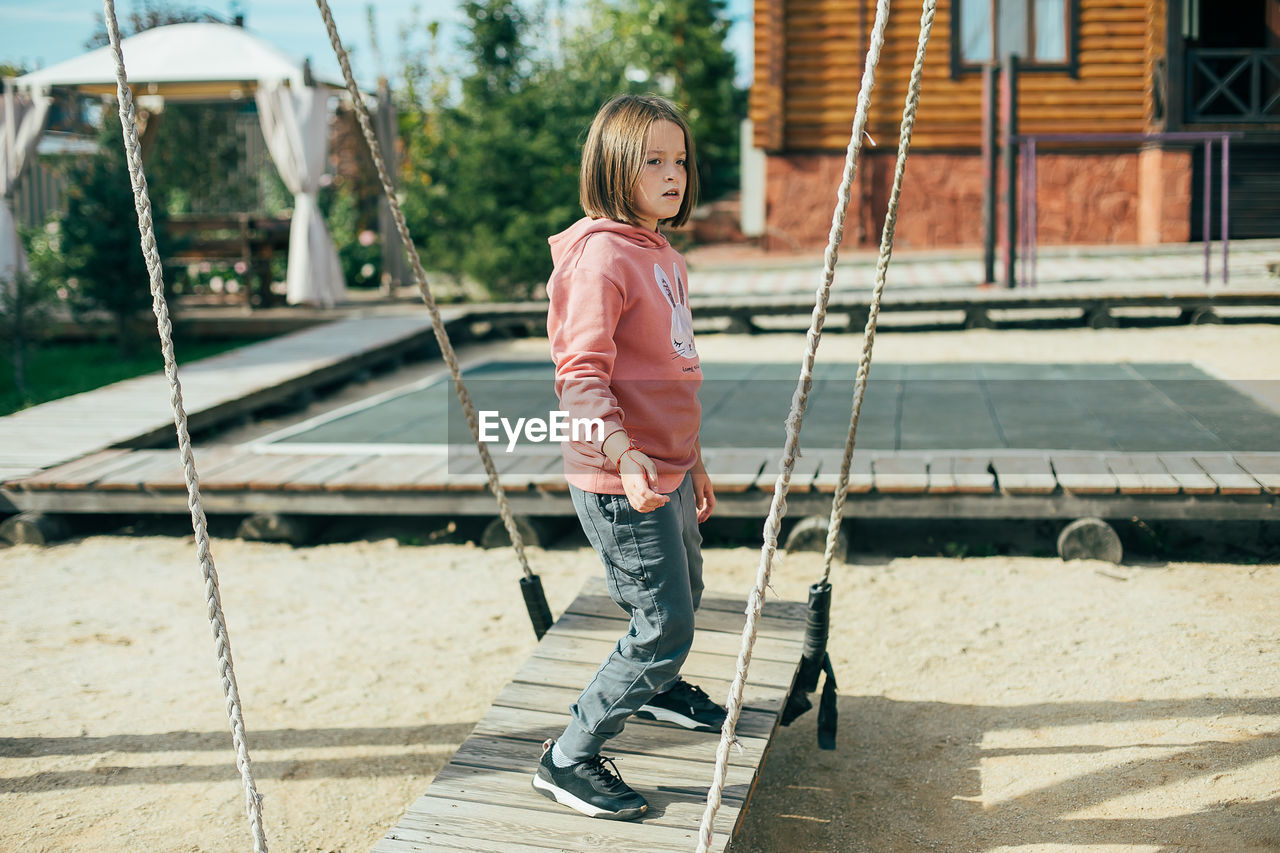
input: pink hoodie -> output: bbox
[546,217,702,494]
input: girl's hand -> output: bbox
[618,449,670,513]
[691,458,716,523]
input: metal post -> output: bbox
[1001,54,1019,289]
[1028,137,1037,288]
[981,64,998,284]
[1202,139,1211,285]
[1221,133,1230,285]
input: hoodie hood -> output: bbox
[548,217,668,266]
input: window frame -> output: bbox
[949,0,1081,78]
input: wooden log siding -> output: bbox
[752,0,1159,152]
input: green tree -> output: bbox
[568,0,746,199]
[58,110,172,354]
[396,0,744,300]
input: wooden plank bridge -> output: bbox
[4,445,1276,522]
[372,576,807,853]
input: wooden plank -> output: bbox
[812,450,873,493]
[368,575,803,853]
[1103,455,1181,495]
[472,706,769,769]
[1157,455,1219,495]
[988,454,1058,495]
[451,734,757,795]
[872,454,931,494]
[1052,454,1119,495]
[550,613,800,665]
[197,451,308,491]
[579,576,806,622]
[8,450,131,489]
[565,592,805,642]
[1193,454,1263,495]
[518,649,799,695]
[948,455,996,494]
[322,454,450,492]
[701,449,767,493]
[276,454,372,490]
[50,451,165,491]
[142,445,253,491]
[1231,454,1280,495]
[424,763,743,830]
[93,451,187,491]
[493,681,779,738]
[396,797,716,853]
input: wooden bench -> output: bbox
[167,213,291,307]
[372,576,806,853]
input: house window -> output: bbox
[954,0,1075,71]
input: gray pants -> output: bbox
[557,471,704,761]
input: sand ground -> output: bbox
[2,324,1279,852]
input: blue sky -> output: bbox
[0,0,754,89]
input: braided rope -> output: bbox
[695,0,936,848]
[313,0,535,578]
[693,0,891,846]
[100,3,268,850]
[823,0,937,584]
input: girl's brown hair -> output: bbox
[579,94,700,229]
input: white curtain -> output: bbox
[1,80,52,281]
[255,82,345,307]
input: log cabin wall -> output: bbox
[750,0,1198,250]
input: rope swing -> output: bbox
[696,0,938,848]
[99,0,268,848]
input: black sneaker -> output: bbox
[636,678,728,731]
[531,740,648,820]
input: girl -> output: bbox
[532,94,724,821]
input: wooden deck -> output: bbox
[373,576,806,853]
[5,446,1276,520]
[0,312,463,485]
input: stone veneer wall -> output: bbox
[763,149,1192,251]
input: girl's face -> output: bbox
[632,119,686,232]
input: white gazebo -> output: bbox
[3,22,349,307]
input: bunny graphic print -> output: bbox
[654,263,697,360]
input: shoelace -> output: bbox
[582,754,629,792]
[670,679,721,712]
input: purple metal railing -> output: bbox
[1010,131,1241,288]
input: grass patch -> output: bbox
[0,338,266,416]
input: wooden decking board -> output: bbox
[446,736,758,796]
[948,455,997,493]
[1103,454,1182,495]
[143,446,250,490]
[48,451,165,491]
[92,451,190,491]
[702,449,768,493]
[872,454,931,494]
[374,581,802,853]
[276,453,374,490]
[1232,454,1280,494]
[492,682,779,740]
[565,592,805,642]
[1157,455,1220,494]
[6,449,130,489]
[1051,454,1119,495]
[195,451,303,491]
[811,449,874,493]
[989,454,1058,495]
[1193,454,1264,494]
[517,652,799,695]
[0,312,456,483]
[393,798,711,853]
[550,612,801,665]
[322,454,450,492]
